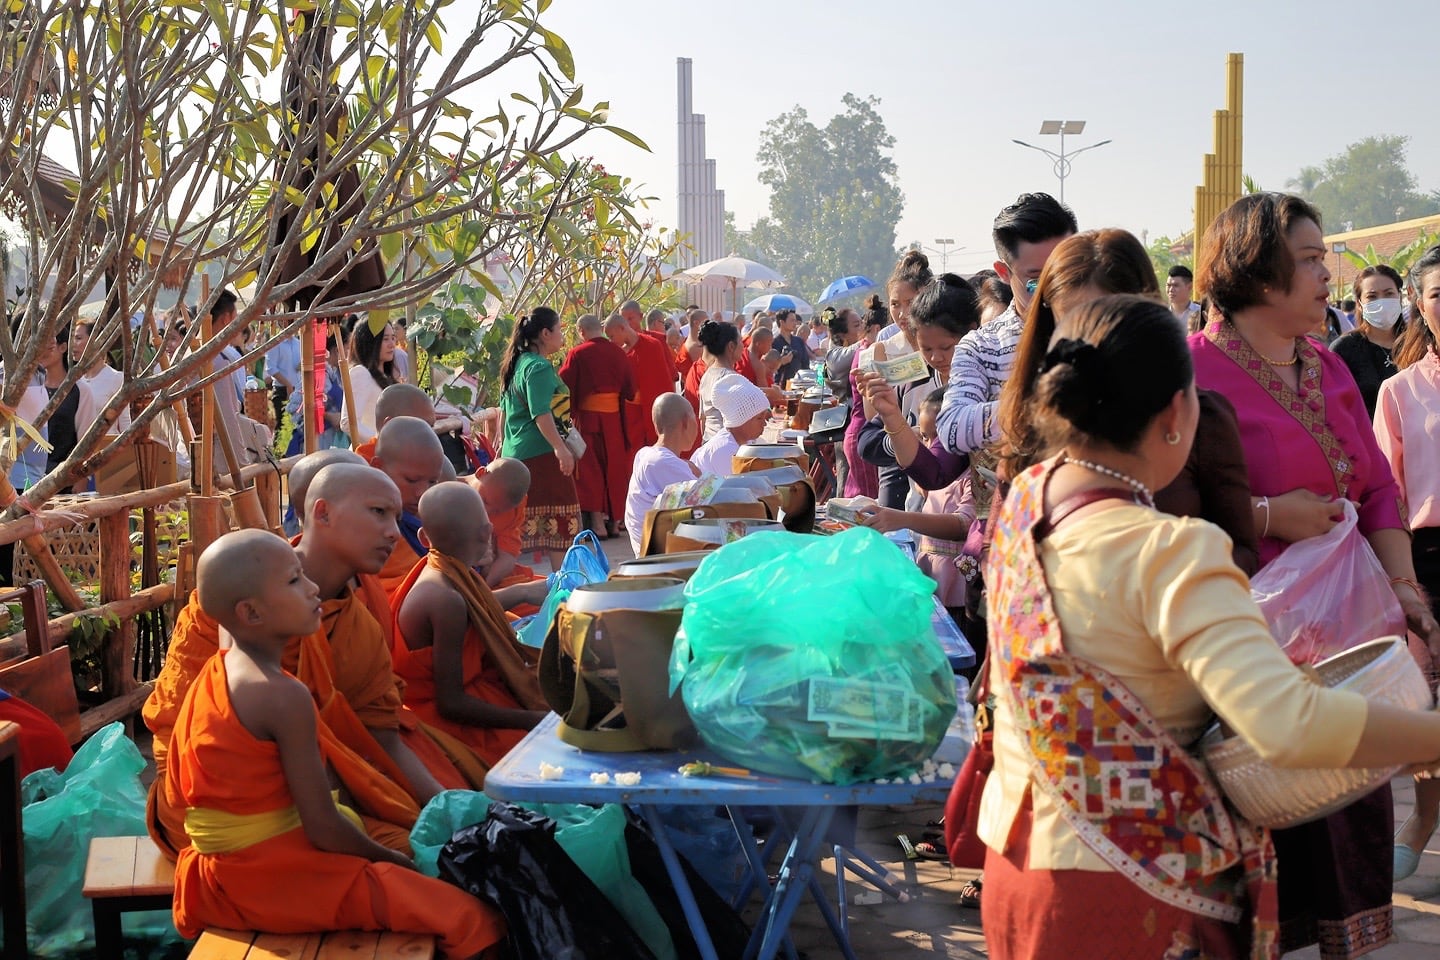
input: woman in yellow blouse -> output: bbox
[977,294,1440,959]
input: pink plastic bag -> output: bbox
[1249,500,1405,665]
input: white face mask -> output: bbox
[1362,298,1403,329]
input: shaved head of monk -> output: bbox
[289,449,366,529]
[197,529,321,642]
[418,482,493,568]
[303,463,402,582]
[374,383,436,429]
[477,457,530,515]
[371,416,444,514]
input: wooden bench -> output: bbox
[82,834,176,956]
[191,928,436,959]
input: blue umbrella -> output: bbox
[817,275,877,304]
[742,293,815,316]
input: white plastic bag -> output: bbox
[1249,500,1405,664]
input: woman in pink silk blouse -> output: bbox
[1191,194,1439,958]
[1372,243,1440,882]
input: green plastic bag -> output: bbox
[671,527,956,784]
[21,722,180,957]
[412,793,675,960]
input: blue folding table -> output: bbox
[484,715,963,960]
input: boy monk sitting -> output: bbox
[146,464,438,856]
[689,375,772,476]
[470,457,532,589]
[169,529,504,959]
[624,394,700,557]
[353,382,436,461]
[393,483,549,767]
[371,416,445,596]
[283,448,365,535]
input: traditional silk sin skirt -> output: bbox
[519,451,581,553]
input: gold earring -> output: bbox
[1165,430,1181,445]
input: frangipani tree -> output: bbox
[0,0,643,512]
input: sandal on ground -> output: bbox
[914,840,948,862]
[958,876,982,909]
[1395,843,1422,882]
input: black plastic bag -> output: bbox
[437,801,658,960]
[623,815,751,960]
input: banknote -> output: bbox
[807,677,909,731]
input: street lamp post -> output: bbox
[909,239,967,274]
[1012,120,1112,205]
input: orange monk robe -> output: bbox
[351,573,489,792]
[145,591,421,856]
[353,436,377,462]
[462,474,542,621]
[375,526,424,599]
[674,342,696,386]
[391,556,548,768]
[559,337,636,519]
[625,331,677,448]
[169,653,505,958]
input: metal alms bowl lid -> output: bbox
[672,517,784,545]
[612,551,712,580]
[735,442,804,459]
[564,577,686,613]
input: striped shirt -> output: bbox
[937,303,1022,454]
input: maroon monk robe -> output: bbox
[624,331,677,447]
[559,336,636,520]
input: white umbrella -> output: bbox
[672,255,785,317]
[743,293,814,316]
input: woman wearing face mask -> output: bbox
[1373,245,1440,881]
[1332,264,1406,418]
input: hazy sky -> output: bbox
[438,0,1440,280]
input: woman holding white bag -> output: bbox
[1373,244,1440,881]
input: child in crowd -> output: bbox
[168,529,504,958]
[470,457,532,588]
[370,416,447,596]
[861,388,974,612]
[392,483,550,767]
[690,375,772,476]
[625,394,701,556]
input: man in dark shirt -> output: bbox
[772,309,810,388]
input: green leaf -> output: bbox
[452,220,485,261]
[425,20,443,54]
[603,124,649,151]
[541,28,574,81]
[367,309,392,335]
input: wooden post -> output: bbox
[187,495,226,560]
[98,512,135,696]
[253,468,281,532]
[199,280,216,495]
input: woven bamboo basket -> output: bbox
[1201,637,1433,829]
[244,387,274,429]
[12,493,100,586]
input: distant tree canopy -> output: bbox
[1286,135,1440,232]
[735,94,904,301]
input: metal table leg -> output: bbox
[639,805,721,960]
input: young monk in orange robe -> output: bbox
[146,465,445,857]
[352,382,436,462]
[286,451,488,794]
[168,529,504,958]
[393,483,549,767]
[371,416,445,597]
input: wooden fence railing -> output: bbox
[0,454,299,737]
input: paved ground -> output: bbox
[558,533,1440,957]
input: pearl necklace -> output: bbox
[1062,456,1156,509]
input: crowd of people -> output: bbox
[6,183,1440,959]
